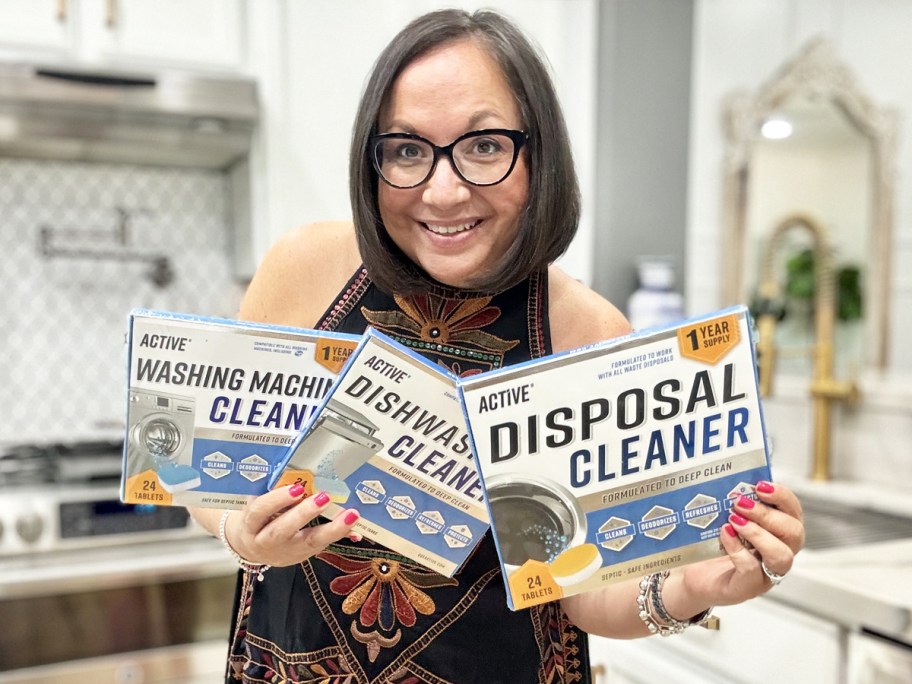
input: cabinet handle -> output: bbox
[105,0,118,28]
[56,0,68,22]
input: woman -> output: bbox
[190,9,804,683]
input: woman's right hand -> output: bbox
[222,483,361,567]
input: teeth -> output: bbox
[425,221,477,235]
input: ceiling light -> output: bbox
[761,118,793,140]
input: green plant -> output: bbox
[781,248,863,322]
[749,249,864,322]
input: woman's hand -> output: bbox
[677,480,805,609]
[222,483,362,568]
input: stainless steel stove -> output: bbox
[0,441,235,679]
[0,440,200,558]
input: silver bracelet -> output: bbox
[636,571,718,636]
[218,510,270,581]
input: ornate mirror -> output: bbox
[721,37,898,374]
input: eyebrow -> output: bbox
[382,110,509,137]
[468,110,504,129]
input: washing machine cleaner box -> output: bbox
[459,305,771,610]
[268,328,489,577]
[122,309,359,509]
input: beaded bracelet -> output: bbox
[636,571,718,636]
[218,510,270,581]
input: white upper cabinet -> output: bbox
[0,1,76,53]
[85,0,245,70]
[0,0,245,72]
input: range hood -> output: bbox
[0,63,258,169]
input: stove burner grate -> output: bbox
[0,440,124,488]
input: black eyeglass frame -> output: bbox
[369,128,529,189]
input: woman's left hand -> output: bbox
[680,480,805,606]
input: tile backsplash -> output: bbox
[762,377,912,490]
[0,158,245,445]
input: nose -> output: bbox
[421,156,471,208]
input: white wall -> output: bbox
[688,0,912,488]
[247,0,597,284]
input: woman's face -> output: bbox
[376,39,529,289]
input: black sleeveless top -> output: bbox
[226,267,592,684]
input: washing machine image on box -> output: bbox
[127,388,201,494]
[286,399,384,502]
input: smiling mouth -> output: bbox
[422,219,481,235]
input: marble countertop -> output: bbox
[768,474,912,644]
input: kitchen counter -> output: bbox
[772,537,912,643]
[770,474,912,645]
[0,535,236,600]
[587,475,912,683]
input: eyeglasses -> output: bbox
[369,128,528,189]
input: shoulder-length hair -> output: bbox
[349,8,580,295]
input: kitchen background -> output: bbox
[1,161,244,443]
[0,0,910,683]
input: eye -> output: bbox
[470,137,503,156]
[393,141,429,162]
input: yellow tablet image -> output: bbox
[550,543,602,587]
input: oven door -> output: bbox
[0,537,237,683]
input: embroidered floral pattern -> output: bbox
[332,554,456,628]
[238,643,353,683]
[362,292,519,375]
[538,602,585,683]
[318,550,458,662]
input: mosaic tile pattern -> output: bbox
[0,159,245,445]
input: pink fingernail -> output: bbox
[289,483,305,498]
[757,481,775,494]
[730,513,749,527]
[724,523,738,537]
[343,510,360,525]
[314,491,330,507]
[737,495,756,509]
[348,533,362,542]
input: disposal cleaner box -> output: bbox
[459,306,771,610]
[121,309,358,509]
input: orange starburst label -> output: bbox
[315,338,358,373]
[676,313,740,364]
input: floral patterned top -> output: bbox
[226,267,592,684]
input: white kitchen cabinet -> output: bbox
[84,0,245,70]
[0,0,245,71]
[589,597,845,683]
[593,641,729,684]
[847,632,912,684]
[0,0,76,54]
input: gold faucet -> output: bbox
[755,214,859,481]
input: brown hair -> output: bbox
[349,8,580,294]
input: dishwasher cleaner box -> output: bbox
[459,305,770,610]
[122,309,359,509]
[268,328,489,577]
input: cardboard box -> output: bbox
[459,306,771,610]
[268,329,489,577]
[121,309,358,508]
